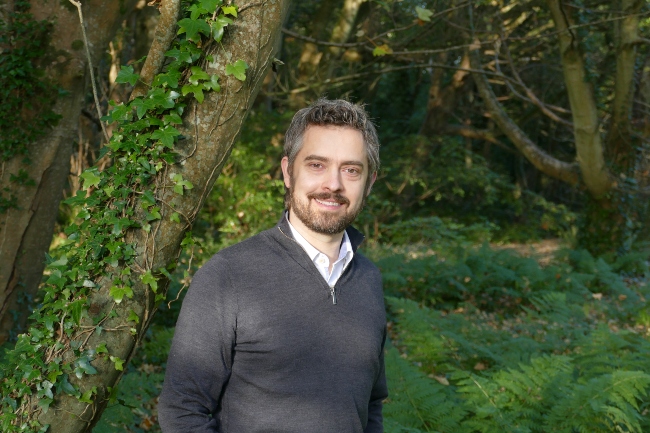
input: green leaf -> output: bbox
[68,299,85,324]
[416,6,433,22]
[79,387,96,403]
[372,44,392,57]
[109,285,133,304]
[128,310,140,324]
[177,17,211,41]
[96,343,108,355]
[115,65,139,86]
[200,0,221,13]
[222,5,237,16]
[189,4,208,20]
[171,173,194,195]
[141,270,159,293]
[165,48,193,63]
[110,356,124,371]
[170,212,180,223]
[80,169,101,190]
[181,84,205,103]
[154,68,182,88]
[225,59,249,81]
[75,357,97,378]
[151,125,181,148]
[130,97,156,119]
[106,102,131,123]
[189,66,210,85]
[204,74,221,92]
[164,112,183,125]
[210,15,233,41]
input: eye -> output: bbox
[308,162,324,169]
[343,167,361,176]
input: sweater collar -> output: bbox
[276,211,365,253]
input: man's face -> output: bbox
[281,125,376,236]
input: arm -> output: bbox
[365,328,388,433]
[158,256,236,433]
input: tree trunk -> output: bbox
[28,0,290,431]
[0,0,139,345]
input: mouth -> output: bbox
[310,193,349,209]
[314,198,343,207]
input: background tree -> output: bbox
[0,0,289,431]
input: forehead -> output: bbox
[298,125,367,163]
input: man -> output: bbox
[158,99,387,433]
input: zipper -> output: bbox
[278,226,339,305]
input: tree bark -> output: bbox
[32,0,290,431]
[546,0,612,197]
[0,0,138,345]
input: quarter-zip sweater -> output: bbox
[158,215,388,433]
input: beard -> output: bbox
[289,190,364,235]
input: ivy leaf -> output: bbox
[164,112,183,125]
[372,44,393,57]
[110,356,124,371]
[170,212,180,223]
[171,173,194,195]
[189,4,208,20]
[210,15,233,42]
[141,189,156,208]
[165,48,193,63]
[151,125,180,148]
[79,387,97,403]
[141,270,159,293]
[189,66,210,85]
[131,97,156,119]
[222,5,237,16]
[80,169,101,190]
[204,74,221,92]
[75,356,97,378]
[177,17,211,41]
[110,285,134,304]
[200,0,221,13]
[68,299,85,325]
[128,310,140,324]
[415,6,433,22]
[96,343,108,355]
[154,69,182,88]
[115,65,139,86]
[181,84,205,103]
[225,60,249,81]
[105,102,131,123]
[60,374,77,396]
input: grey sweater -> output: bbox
[158,215,388,432]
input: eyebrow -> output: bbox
[303,154,365,168]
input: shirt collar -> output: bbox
[286,212,353,264]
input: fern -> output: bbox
[545,370,650,433]
[383,346,466,433]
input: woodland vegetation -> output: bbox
[1,0,650,432]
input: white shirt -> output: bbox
[287,217,354,287]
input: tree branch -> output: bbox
[547,0,612,196]
[130,0,181,100]
[469,45,580,185]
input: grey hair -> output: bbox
[284,98,380,175]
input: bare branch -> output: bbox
[69,0,109,142]
[131,0,181,100]
[469,45,580,185]
[442,124,518,154]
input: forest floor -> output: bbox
[493,238,563,266]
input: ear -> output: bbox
[281,156,292,189]
[365,172,377,196]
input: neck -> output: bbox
[288,210,344,263]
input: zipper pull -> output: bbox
[330,285,337,305]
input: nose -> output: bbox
[322,167,343,192]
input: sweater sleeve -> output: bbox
[158,255,237,433]
[365,328,388,433]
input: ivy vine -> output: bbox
[0,0,61,212]
[0,0,247,431]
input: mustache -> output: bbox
[308,192,350,205]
